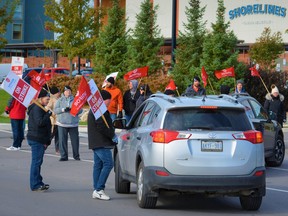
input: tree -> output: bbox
[201,0,245,94]
[172,0,207,92]
[93,0,127,76]
[44,0,101,74]
[249,27,284,71]
[0,0,20,58]
[125,0,163,75]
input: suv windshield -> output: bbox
[163,108,251,131]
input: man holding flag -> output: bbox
[182,76,206,97]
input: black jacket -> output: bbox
[264,93,286,126]
[27,103,52,145]
[87,110,115,149]
[123,89,140,115]
[182,85,206,97]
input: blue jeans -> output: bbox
[93,148,113,191]
[11,119,25,148]
[27,140,45,190]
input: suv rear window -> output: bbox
[163,108,251,131]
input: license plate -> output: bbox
[201,141,223,152]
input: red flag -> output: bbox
[124,66,149,81]
[201,66,208,87]
[70,76,91,116]
[165,79,177,91]
[28,70,46,95]
[214,67,235,79]
[249,66,260,77]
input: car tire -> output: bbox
[266,135,285,167]
[137,162,157,209]
[115,154,130,194]
[239,196,262,211]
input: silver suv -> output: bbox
[113,93,266,210]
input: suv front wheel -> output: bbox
[266,135,285,167]
[137,162,157,208]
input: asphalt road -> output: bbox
[0,124,288,216]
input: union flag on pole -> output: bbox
[249,66,260,77]
[28,70,46,92]
[70,76,91,117]
[214,67,235,79]
[124,66,149,81]
[201,66,208,87]
[165,79,177,91]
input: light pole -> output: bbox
[171,0,177,67]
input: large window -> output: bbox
[13,5,23,20]
[13,24,22,40]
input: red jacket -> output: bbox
[5,99,26,120]
[104,86,123,114]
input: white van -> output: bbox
[0,63,28,83]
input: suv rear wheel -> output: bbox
[115,154,130,193]
[137,162,157,208]
[266,135,285,167]
[240,196,262,210]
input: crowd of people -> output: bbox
[4,75,286,198]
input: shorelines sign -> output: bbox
[229,4,287,20]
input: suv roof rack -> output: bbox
[150,92,176,103]
[218,94,239,104]
[230,93,250,98]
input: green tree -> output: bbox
[249,27,284,71]
[93,0,127,76]
[172,0,207,92]
[201,0,245,94]
[44,0,101,75]
[125,0,163,75]
[0,0,20,59]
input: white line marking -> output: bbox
[267,187,288,193]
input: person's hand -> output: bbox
[46,110,52,116]
[64,107,71,112]
[283,119,286,123]
[117,111,123,118]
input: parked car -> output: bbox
[0,63,28,83]
[72,68,94,77]
[22,67,43,80]
[219,93,285,167]
[113,93,265,210]
[43,67,69,80]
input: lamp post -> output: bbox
[171,0,177,67]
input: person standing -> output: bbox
[46,86,61,154]
[104,77,123,121]
[5,98,27,151]
[182,76,206,96]
[54,86,82,161]
[27,89,52,191]
[88,90,116,201]
[123,79,140,122]
[264,85,286,127]
[235,80,246,93]
[136,84,153,109]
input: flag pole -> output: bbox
[207,78,215,94]
[234,78,236,93]
[259,76,270,94]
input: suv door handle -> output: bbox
[136,136,141,140]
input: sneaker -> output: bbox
[59,158,68,161]
[92,190,110,200]
[32,185,49,192]
[6,146,19,151]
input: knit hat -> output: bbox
[64,86,72,91]
[50,86,60,94]
[100,90,111,100]
[38,89,50,98]
[107,77,115,85]
[194,76,200,82]
[271,86,279,94]
[237,79,244,85]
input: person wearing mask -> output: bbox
[182,76,206,96]
[104,77,124,122]
[136,84,153,109]
[235,80,246,93]
[123,79,140,122]
[88,90,116,200]
[54,86,82,161]
[27,89,52,191]
[5,98,27,151]
[46,86,61,154]
[264,85,286,127]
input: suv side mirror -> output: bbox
[113,118,126,129]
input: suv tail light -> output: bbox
[233,130,263,144]
[150,130,191,144]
